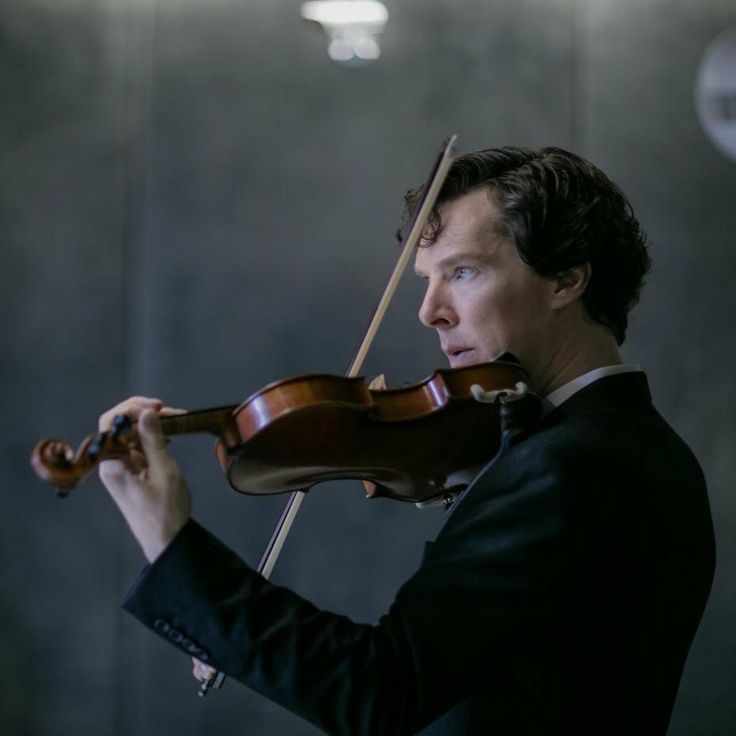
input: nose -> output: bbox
[418,280,456,328]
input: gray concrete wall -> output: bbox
[2,1,735,733]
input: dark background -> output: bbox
[2,1,735,734]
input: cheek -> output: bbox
[464,296,513,348]
[471,285,543,347]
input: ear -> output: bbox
[550,263,591,309]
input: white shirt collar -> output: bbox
[543,364,642,411]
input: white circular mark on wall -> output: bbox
[696,27,736,161]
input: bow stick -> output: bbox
[197,135,458,695]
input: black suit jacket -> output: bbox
[123,373,715,735]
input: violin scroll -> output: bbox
[31,414,137,496]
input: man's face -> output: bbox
[414,188,556,371]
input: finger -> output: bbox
[99,448,147,481]
[159,407,188,417]
[100,397,162,429]
[99,397,163,432]
[192,658,215,682]
[363,480,378,498]
[136,409,171,467]
[122,448,148,475]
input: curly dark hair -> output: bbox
[400,146,651,345]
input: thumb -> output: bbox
[137,408,170,465]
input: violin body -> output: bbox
[217,360,531,502]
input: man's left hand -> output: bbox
[98,399,191,562]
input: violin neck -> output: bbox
[159,405,238,438]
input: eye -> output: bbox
[453,266,477,280]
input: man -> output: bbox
[100,147,715,735]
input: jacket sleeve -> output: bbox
[122,442,568,736]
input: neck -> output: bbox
[529,323,623,397]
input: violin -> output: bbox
[30,359,534,503]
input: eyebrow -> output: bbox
[414,250,495,278]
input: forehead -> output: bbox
[414,188,504,273]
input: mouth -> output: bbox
[443,347,477,367]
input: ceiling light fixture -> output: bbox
[301,1,389,65]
